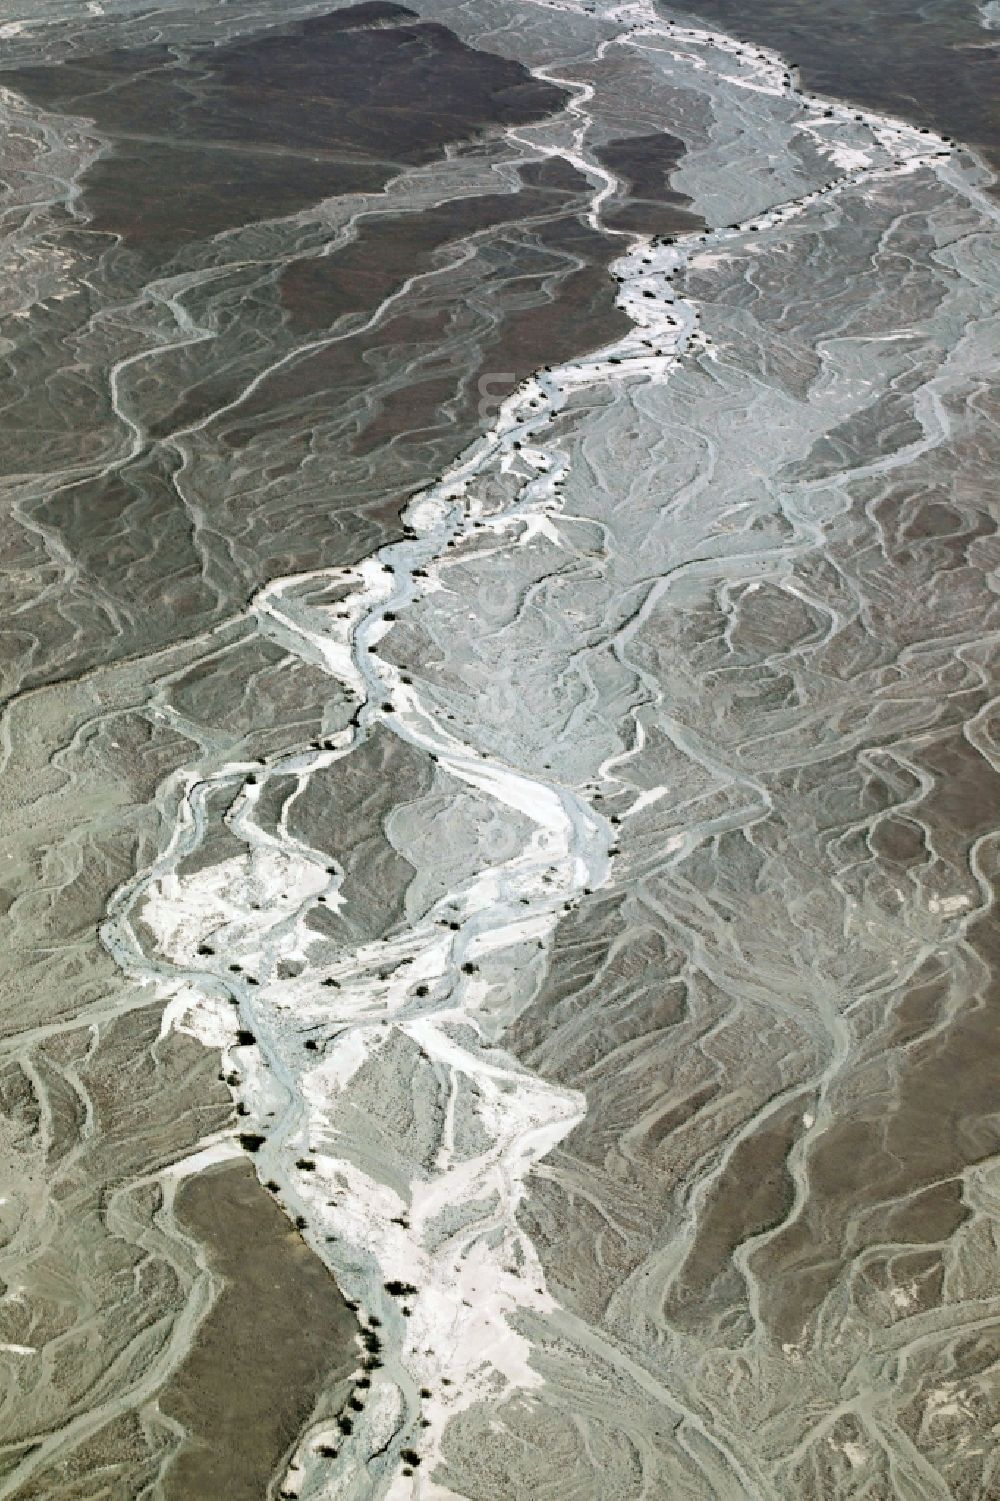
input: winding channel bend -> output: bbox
[94,2,964,1494]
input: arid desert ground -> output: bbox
[0,0,998,1497]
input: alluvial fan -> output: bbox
[0,0,997,1498]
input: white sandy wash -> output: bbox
[99,1,959,1496]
